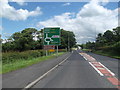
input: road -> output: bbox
[3,50,120,89]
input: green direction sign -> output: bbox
[44,27,61,45]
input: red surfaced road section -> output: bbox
[107,77,120,86]
[80,53,120,89]
[116,86,120,89]
[98,69,110,74]
[104,73,113,77]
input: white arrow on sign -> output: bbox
[44,33,53,45]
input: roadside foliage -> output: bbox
[1,28,76,64]
[80,26,120,58]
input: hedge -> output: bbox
[2,50,46,64]
[2,49,66,64]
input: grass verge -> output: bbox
[82,49,92,52]
[93,50,120,59]
[1,52,66,74]
[82,49,120,59]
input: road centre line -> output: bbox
[23,53,71,90]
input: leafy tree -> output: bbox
[103,30,114,43]
[2,28,76,52]
[60,29,76,50]
[113,27,120,42]
[85,41,95,49]
[96,33,106,47]
[11,28,41,51]
[2,42,15,52]
[83,26,120,56]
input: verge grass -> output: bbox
[82,49,92,52]
[82,49,120,59]
[93,50,120,59]
[1,52,65,74]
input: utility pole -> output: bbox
[94,27,97,50]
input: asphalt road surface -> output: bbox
[3,50,120,89]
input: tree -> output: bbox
[85,41,95,49]
[113,27,120,42]
[103,30,114,43]
[11,28,40,51]
[2,28,76,52]
[96,33,106,47]
[2,42,16,52]
[60,29,76,50]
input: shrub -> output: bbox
[2,50,44,64]
[112,41,120,54]
[2,49,66,64]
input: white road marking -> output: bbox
[22,54,71,90]
[97,67,105,70]
[98,62,115,76]
[93,64,101,66]
[79,53,87,61]
[83,56,88,61]
[79,52,115,78]
[89,62,104,76]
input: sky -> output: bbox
[0,0,119,44]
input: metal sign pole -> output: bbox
[57,45,58,57]
[46,50,48,56]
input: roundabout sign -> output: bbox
[44,27,61,45]
[43,27,61,56]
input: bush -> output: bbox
[2,50,45,64]
[96,41,120,56]
[58,49,67,52]
[112,41,120,54]
[2,49,66,64]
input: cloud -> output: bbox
[0,26,3,31]
[37,1,118,44]
[62,3,71,6]
[10,0,27,6]
[99,0,109,6]
[0,0,42,21]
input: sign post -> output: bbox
[56,45,58,57]
[46,50,48,56]
[44,45,55,50]
[43,27,61,56]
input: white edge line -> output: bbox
[79,53,87,61]
[89,62,104,76]
[23,54,71,90]
[98,62,115,76]
[83,56,87,61]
